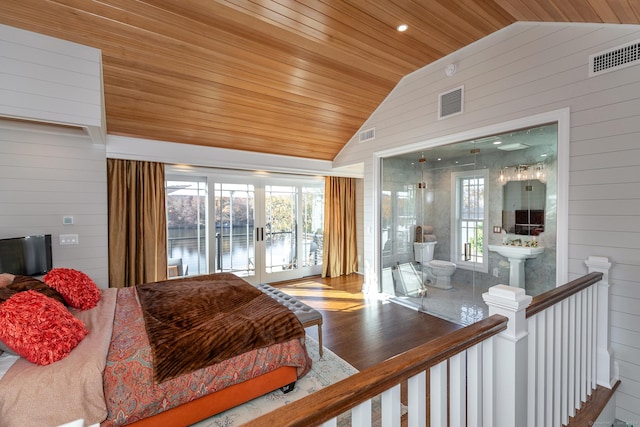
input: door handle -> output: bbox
[464,242,471,261]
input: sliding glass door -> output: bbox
[166,168,323,284]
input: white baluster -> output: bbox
[527,314,537,427]
[351,399,372,427]
[467,343,483,427]
[381,384,401,427]
[408,370,427,427]
[568,295,576,418]
[482,337,495,427]
[430,361,447,427]
[450,352,466,426]
[561,298,569,425]
[553,304,562,426]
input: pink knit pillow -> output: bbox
[0,290,88,365]
[0,273,15,287]
[43,268,101,310]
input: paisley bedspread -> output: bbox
[102,284,311,427]
[137,273,306,383]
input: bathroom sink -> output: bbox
[488,244,544,260]
[488,244,544,288]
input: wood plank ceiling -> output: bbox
[1,1,639,161]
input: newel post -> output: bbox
[483,285,532,427]
[585,255,616,388]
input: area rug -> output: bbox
[191,336,358,426]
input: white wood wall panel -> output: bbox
[335,21,640,423]
[571,166,640,186]
[0,24,103,131]
[568,215,640,232]
[0,119,109,288]
[570,132,640,155]
[569,245,640,267]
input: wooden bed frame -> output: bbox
[125,365,298,426]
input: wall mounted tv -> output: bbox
[0,234,52,276]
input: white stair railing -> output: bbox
[484,256,614,427]
[249,256,614,427]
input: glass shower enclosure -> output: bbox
[380,123,558,326]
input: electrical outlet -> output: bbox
[59,234,79,245]
[493,267,500,277]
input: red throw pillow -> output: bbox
[43,268,101,310]
[0,290,89,365]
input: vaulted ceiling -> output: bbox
[2,1,639,161]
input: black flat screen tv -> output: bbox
[0,234,52,276]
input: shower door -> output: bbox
[380,142,488,325]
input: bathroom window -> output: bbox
[452,170,488,273]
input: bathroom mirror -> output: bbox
[502,179,546,235]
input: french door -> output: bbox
[167,169,324,283]
[211,175,324,284]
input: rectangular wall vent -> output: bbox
[359,127,375,143]
[438,85,464,120]
[589,40,640,77]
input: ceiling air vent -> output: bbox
[438,85,464,120]
[359,127,375,143]
[589,39,640,77]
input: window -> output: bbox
[452,170,488,272]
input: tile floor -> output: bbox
[389,262,492,326]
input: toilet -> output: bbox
[413,241,456,289]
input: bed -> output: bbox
[0,272,312,427]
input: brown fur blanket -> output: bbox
[136,273,305,383]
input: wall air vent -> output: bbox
[359,127,375,143]
[438,85,464,120]
[589,39,640,77]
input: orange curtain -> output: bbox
[107,159,167,288]
[322,176,358,277]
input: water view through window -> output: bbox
[166,177,324,280]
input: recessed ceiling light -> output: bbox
[397,24,408,32]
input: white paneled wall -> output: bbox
[0,119,109,288]
[335,22,640,424]
[0,24,104,143]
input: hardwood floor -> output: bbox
[272,273,461,371]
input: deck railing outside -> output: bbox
[248,255,615,427]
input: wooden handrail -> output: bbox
[526,271,603,318]
[248,314,508,427]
